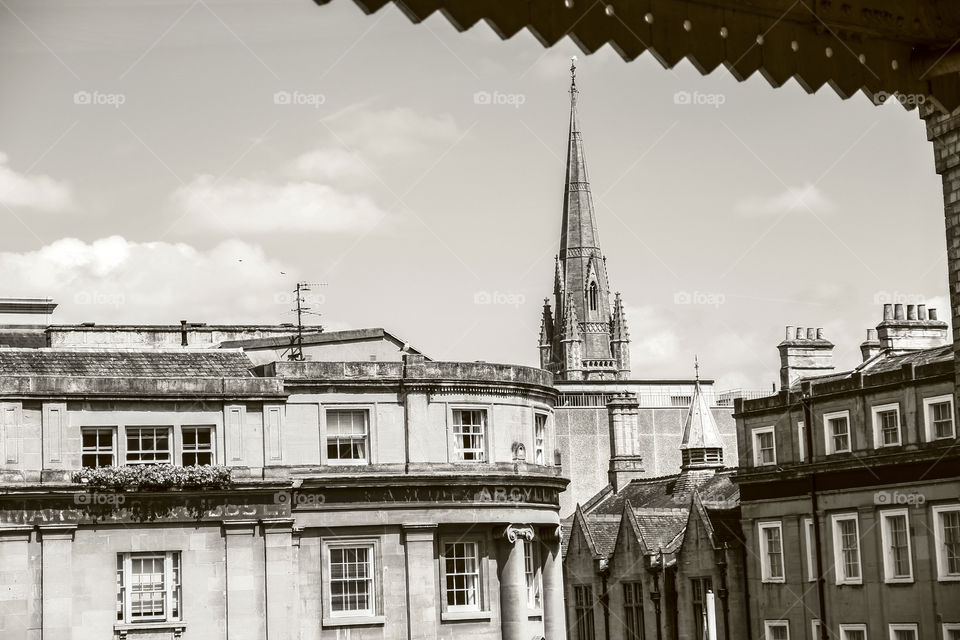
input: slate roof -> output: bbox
[632,509,689,552]
[789,343,953,390]
[586,470,739,516]
[0,349,256,378]
[680,379,724,450]
[584,514,621,557]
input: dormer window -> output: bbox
[588,281,598,312]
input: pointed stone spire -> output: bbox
[679,359,724,473]
[539,299,554,370]
[561,293,581,341]
[610,292,631,378]
[544,59,628,381]
[561,293,583,379]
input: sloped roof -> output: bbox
[584,514,621,557]
[0,349,256,378]
[789,342,953,390]
[585,470,739,516]
[632,508,689,553]
[680,379,724,450]
[218,327,426,356]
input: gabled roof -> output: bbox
[680,379,724,451]
[0,348,256,378]
[583,470,739,516]
[218,327,425,356]
[567,504,621,559]
[787,342,953,391]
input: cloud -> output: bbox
[0,236,297,323]
[325,107,461,157]
[171,175,388,234]
[289,148,370,182]
[626,306,682,368]
[734,184,836,217]
[0,151,74,211]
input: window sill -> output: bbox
[322,615,385,628]
[114,622,186,637]
[441,610,493,622]
[835,580,863,586]
[936,575,960,582]
[884,577,914,584]
[527,609,543,619]
[760,577,785,584]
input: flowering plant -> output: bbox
[71,464,232,491]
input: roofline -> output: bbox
[218,327,425,355]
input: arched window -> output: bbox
[588,281,598,312]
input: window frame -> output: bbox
[752,426,777,467]
[871,403,902,448]
[81,426,116,468]
[812,620,822,640]
[943,623,960,640]
[124,426,172,465]
[116,551,181,624]
[764,620,790,640]
[573,583,596,640]
[923,395,956,442]
[440,537,486,614]
[823,410,852,455]
[889,624,918,640]
[831,512,863,585]
[524,539,542,611]
[757,521,785,583]
[932,504,960,581]
[622,581,644,640]
[323,407,371,466]
[321,538,380,622]
[449,407,488,463]
[879,508,914,583]
[839,624,868,640]
[803,517,816,583]
[797,420,807,462]
[533,412,547,465]
[691,576,712,640]
[180,425,215,466]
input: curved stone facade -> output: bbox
[0,351,568,640]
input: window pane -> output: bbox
[453,410,486,462]
[879,410,899,445]
[125,427,172,464]
[839,519,861,579]
[887,515,910,577]
[444,542,480,610]
[943,511,960,575]
[181,426,214,466]
[82,428,114,468]
[327,410,369,463]
[329,545,373,614]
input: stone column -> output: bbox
[224,520,264,640]
[263,519,295,640]
[403,523,439,640]
[541,526,567,640]
[500,524,534,640]
[924,105,960,393]
[39,524,76,640]
[0,526,35,638]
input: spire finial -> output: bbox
[694,355,700,381]
[570,56,578,93]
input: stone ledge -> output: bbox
[440,610,493,622]
[321,615,385,628]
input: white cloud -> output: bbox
[325,107,461,157]
[171,175,388,234]
[0,236,297,323]
[734,184,836,217]
[626,306,682,368]
[289,148,370,182]
[0,151,73,211]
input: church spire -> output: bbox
[679,360,724,472]
[541,59,629,381]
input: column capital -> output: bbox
[262,518,295,535]
[502,524,535,543]
[37,523,76,541]
[539,524,563,543]
[402,523,438,543]
[222,520,258,536]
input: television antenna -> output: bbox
[289,281,326,361]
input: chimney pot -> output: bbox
[796,327,805,340]
[816,328,824,340]
[180,320,188,347]
[883,304,894,320]
[930,308,938,320]
[918,304,927,320]
[867,328,878,341]
[785,326,794,340]
[907,305,917,320]
[894,304,905,320]
[806,328,816,340]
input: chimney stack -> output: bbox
[876,302,948,352]
[860,328,881,361]
[607,392,645,492]
[778,326,834,390]
[180,320,188,347]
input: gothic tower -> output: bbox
[539,60,630,381]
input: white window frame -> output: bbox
[812,620,822,640]
[879,508,914,583]
[823,410,852,455]
[797,420,807,462]
[889,624,918,640]
[180,425,215,466]
[831,512,863,585]
[803,517,816,582]
[322,539,378,619]
[932,504,960,581]
[943,623,960,640]
[324,408,371,465]
[81,426,116,468]
[451,408,487,463]
[757,521,785,583]
[923,395,956,442]
[524,540,542,610]
[764,620,790,640]
[441,539,484,612]
[124,426,172,465]
[839,625,868,640]
[872,403,902,448]
[117,551,181,624]
[752,426,777,467]
[533,412,547,465]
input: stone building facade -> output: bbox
[563,377,748,640]
[0,342,568,640]
[734,304,960,640]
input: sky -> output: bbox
[0,0,950,391]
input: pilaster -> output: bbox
[402,523,440,640]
